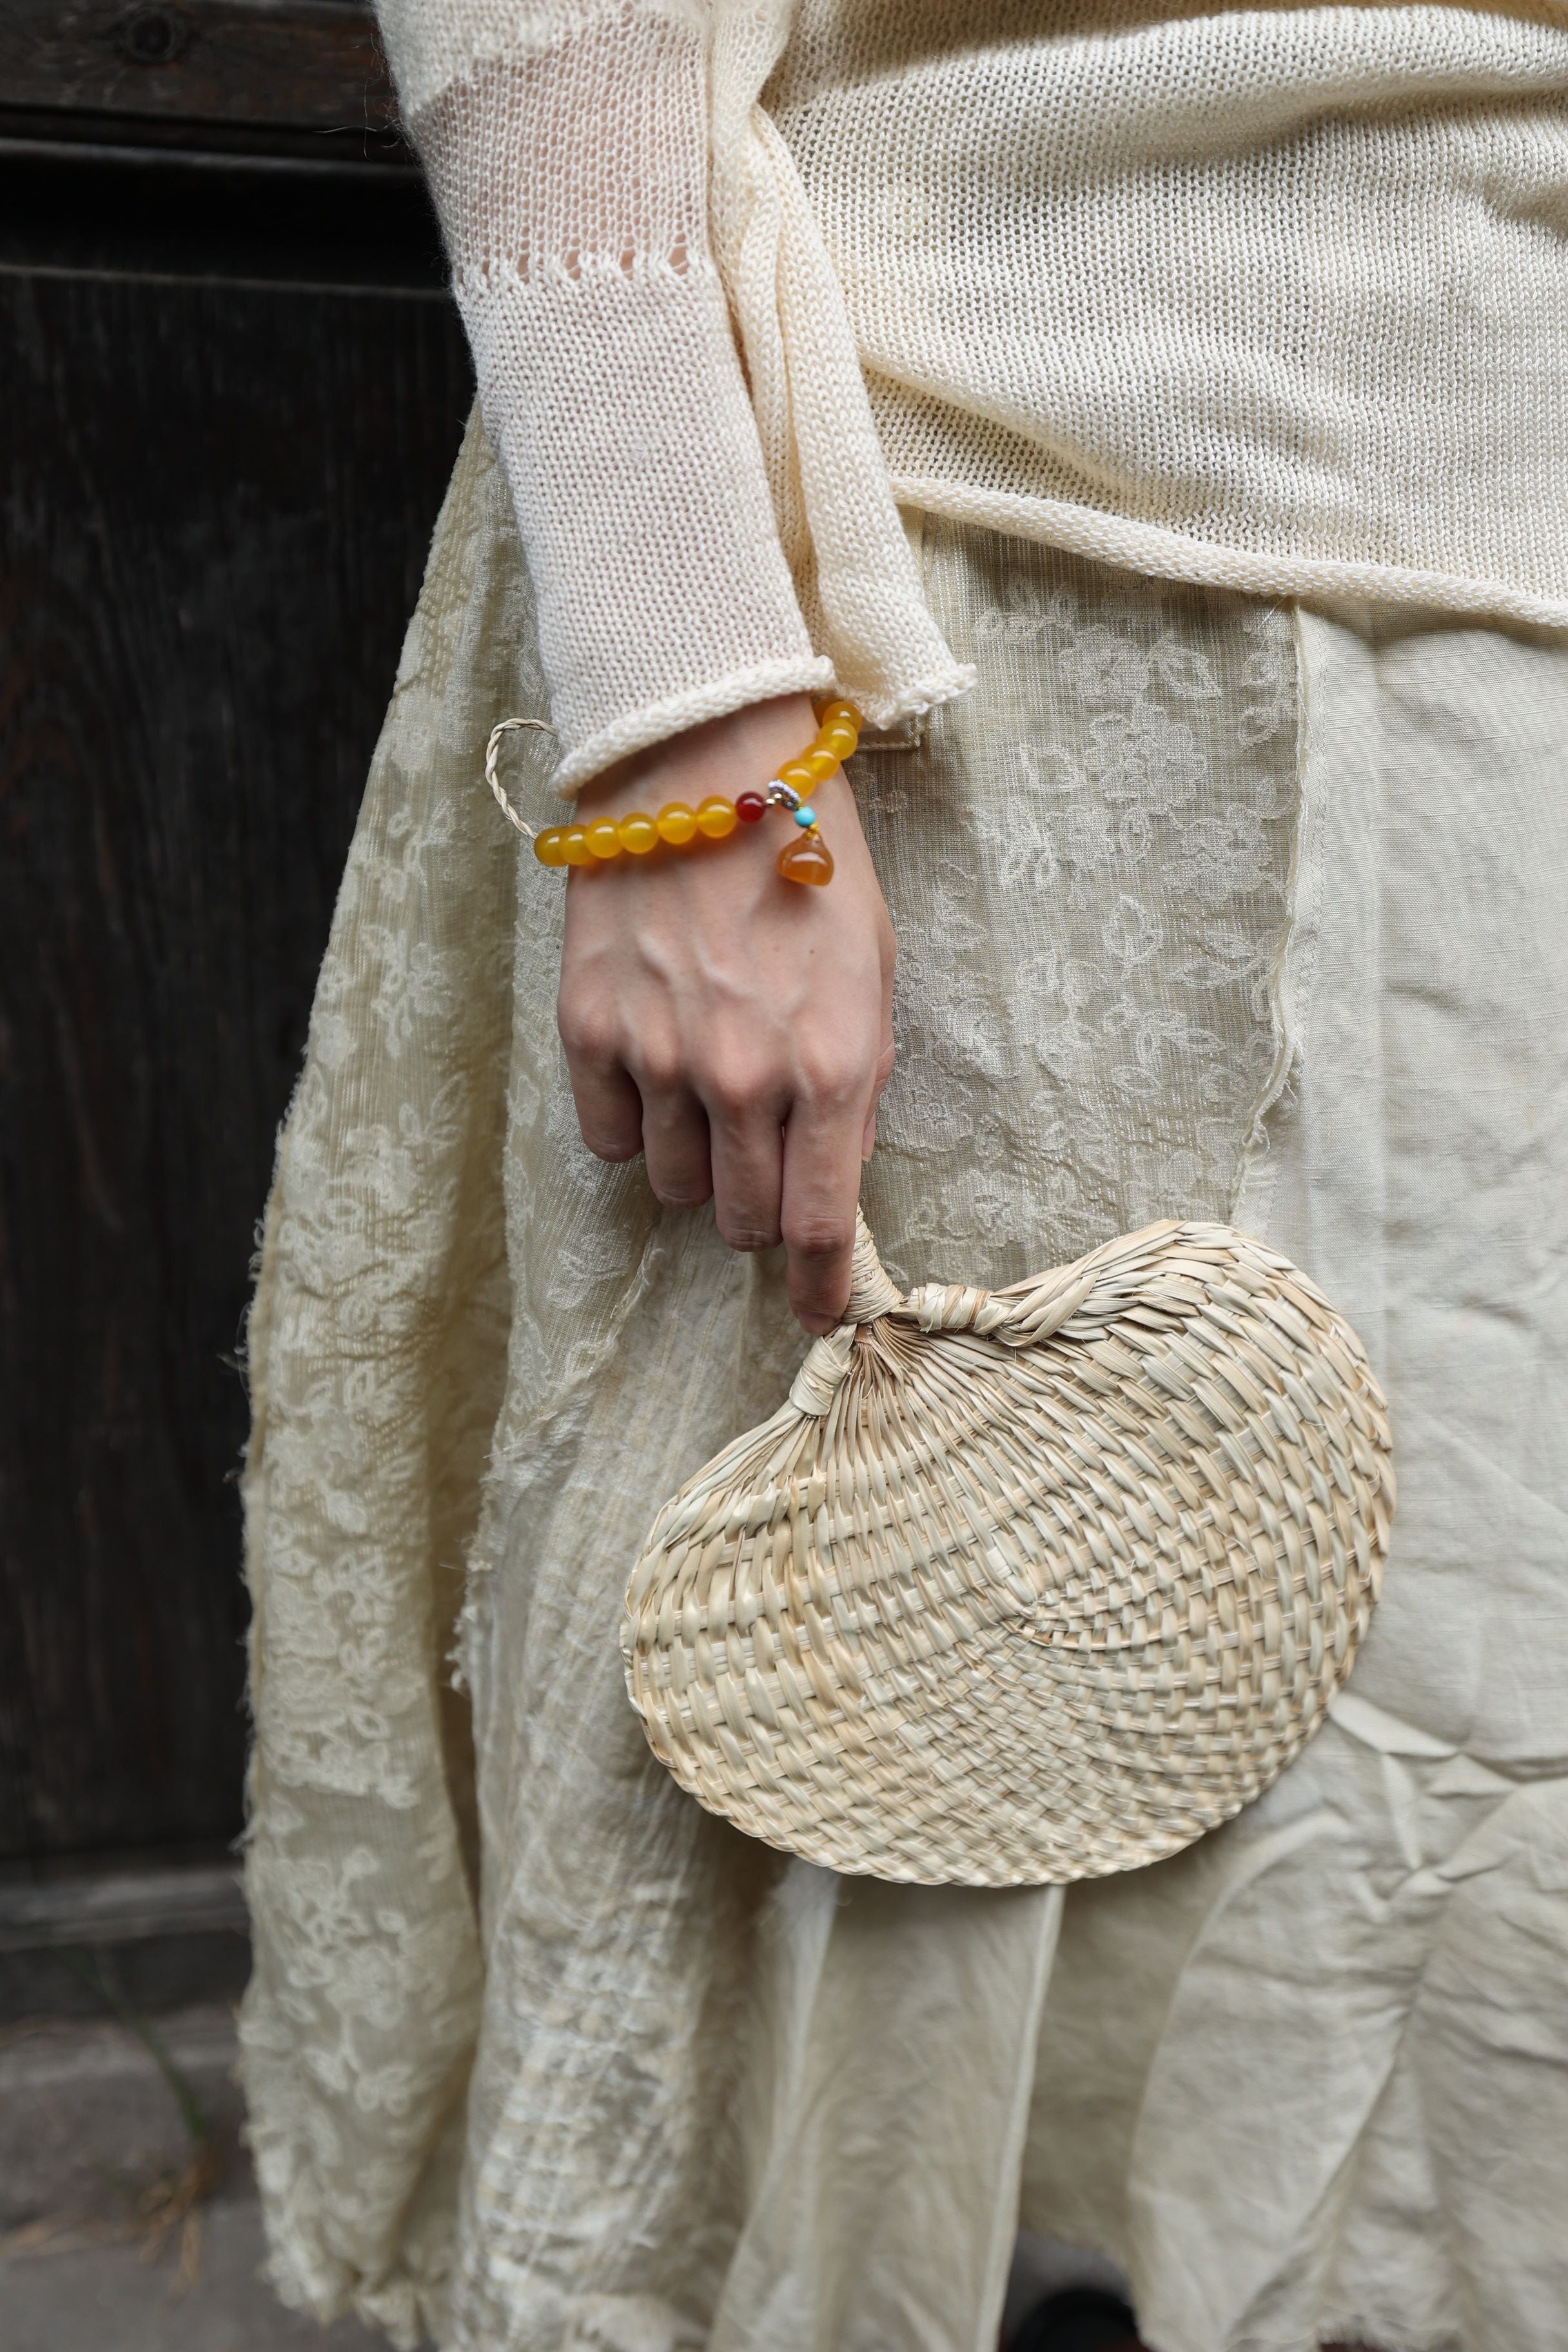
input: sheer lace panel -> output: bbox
[859,514,1297,1289]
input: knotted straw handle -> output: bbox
[843,1213,903,1321]
[851,1210,1099,1343]
[485,716,558,840]
[787,1211,1141,1416]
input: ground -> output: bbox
[0,2003,381,2352]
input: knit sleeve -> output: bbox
[376,0,833,794]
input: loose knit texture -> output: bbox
[382,0,972,790]
[776,3,1568,613]
[375,0,1568,792]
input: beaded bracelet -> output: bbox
[485,701,862,888]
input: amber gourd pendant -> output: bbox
[778,830,834,886]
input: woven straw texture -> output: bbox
[624,1213,1393,1886]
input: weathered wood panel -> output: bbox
[0,261,471,1856]
[0,0,396,141]
[0,139,447,288]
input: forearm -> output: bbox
[375,0,830,790]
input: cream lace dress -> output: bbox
[240,418,1568,2352]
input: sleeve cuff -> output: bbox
[547,653,834,796]
[459,255,827,794]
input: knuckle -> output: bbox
[703,1066,772,1125]
[650,1174,712,1213]
[557,1000,613,1064]
[630,1042,685,1096]
[795,1048,872,1112]
[782,1213,855,1262]
[581,1128,641,1166]
[717,1211,782,1253]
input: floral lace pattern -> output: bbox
[240,418,536,2347]
[859,516,1295,1290]
[240,424,1297,2349]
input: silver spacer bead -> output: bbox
[765,778,801,812]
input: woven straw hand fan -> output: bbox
[623,1215,1393,1886]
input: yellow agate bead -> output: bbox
[820,700,861,730]
[656,801,698,845]
[778,760,815,796]
[561,827,593,865]
[805,747,839,784]
[618,811,659,854]
[696,796,737,838]
[585,818,623,860]
[533,827,569,867]
[820,723,858,759]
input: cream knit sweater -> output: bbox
[377,0,1568,792]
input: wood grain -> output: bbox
[0,0,397,139]
[0,266,470,1856]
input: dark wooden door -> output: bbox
[0,3,473,1861]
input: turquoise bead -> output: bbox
[794,804,816,827]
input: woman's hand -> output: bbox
[558,694,894,1333]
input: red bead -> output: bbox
[735,790,767,824]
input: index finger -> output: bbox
[779,1095,867,1335]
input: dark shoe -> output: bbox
[1006,2286,1148,2352]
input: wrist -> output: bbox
[544,692,861,890]
[571,694,822,823]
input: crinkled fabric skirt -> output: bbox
[239,417,1568,2352]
